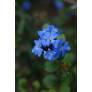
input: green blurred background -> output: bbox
[15,0,77,92]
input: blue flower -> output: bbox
[54,0,64,10]
[32,24,71,62]
[22,0,31,11]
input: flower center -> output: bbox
[42,44,53,51]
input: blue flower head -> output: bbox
[22,0,31,11]
[54,0,64,10]
[32,24,70,62]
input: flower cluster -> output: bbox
[32,25,70,62]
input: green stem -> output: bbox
[17,13,25,35]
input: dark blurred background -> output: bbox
[15,0,77,92]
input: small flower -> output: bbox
[32,24,70,62]
[54,0,64,10]
[22,0,31,11]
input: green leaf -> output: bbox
[40,90,47,92]
[17,14,26,34]
[57,34,66,40]
[48,89,56,92]
[18,78,28,92]
[72,66,77,75]
[43,23,49,28]
[44,62,59,73]
[62,53,75,66]
[18,78,27,87]
[43,75,57,88]
[61,72,72,86]
[59,85,70,92]
[32,80,40,90]
[19,88,28,92]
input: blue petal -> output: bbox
[34,40,42,47]
[62,42,71,56]
[41,39,50,47]
[52,39,64,49]
[63,42,71,51]
[43,31,51,39]
[38,30,50,39]
[44,51,55,61]
[50,32,58,40]
[38,25,61,40]
[44,49,59,61]
[38,31,44,38]
[51,26,58,33]
[50,26,61,39]
[32,46,43,57]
